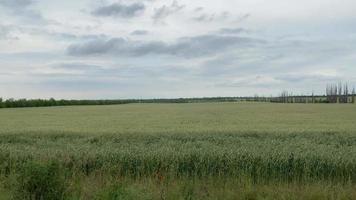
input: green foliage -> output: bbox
[13,161,67,200]
[95,184,134,200]
[181,181,196,200]
[0,97,248,109]
[0,131,356,183]
[0,98,134,109]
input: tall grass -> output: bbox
[0,132,355,183]
[0,103,356,199]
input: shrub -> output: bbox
[95,184,133,200]
[14,161,67,200]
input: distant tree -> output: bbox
[324,82,356,103]
[254,94,259,102]
[344,83,349,103]
[326,84,330,103]
[337,82,342,103]
[280,91,289,103]
[5,98,14,108]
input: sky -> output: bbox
[0,0,356,99]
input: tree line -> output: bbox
[326,83,355,103]
[0,98,134,108]
[0,83,355,108]
[0,97,243,109]
[272,82,356,104]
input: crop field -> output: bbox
[1,102,356,199]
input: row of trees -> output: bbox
[273,83,356,104]
[0,98,134,108]
[0,97,244,108]
[272,92,325,103]
[326,83,355,103]
[0,83,355,108]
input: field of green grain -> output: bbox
[1,102,356,199]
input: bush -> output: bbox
[95,184,133,200]
[14,161,67,200]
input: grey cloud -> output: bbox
[0,25,105,42]
[131,30,149,35]
[53,33,108,41]
[193,14,214,22]
[198,54,240,77]
[38,79,124,91]
[192,12,249,23]
[275,74,342,83]
[152,0,185,22]
[67,38,123,56]
[215,75,282,88]
[194,7,204,12]
[20,25,108,40]
[236,14,250,23]
[92,3,145,18]
[219,28,247,35]
[0,0,47,24]
[197,35,356,83]
[192,11,229,22]
[21,11,46,23]
[51,63,105,71]
[0,25,11,39]
[67,34,262,58]
[43,62,158,79]
[0,0,33,8]
[0,24,21,40]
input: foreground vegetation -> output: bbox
[0,103,356,199]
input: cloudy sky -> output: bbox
[0,0,355,99]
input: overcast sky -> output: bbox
[0,0,355,99]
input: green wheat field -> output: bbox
[1,102,356,199]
